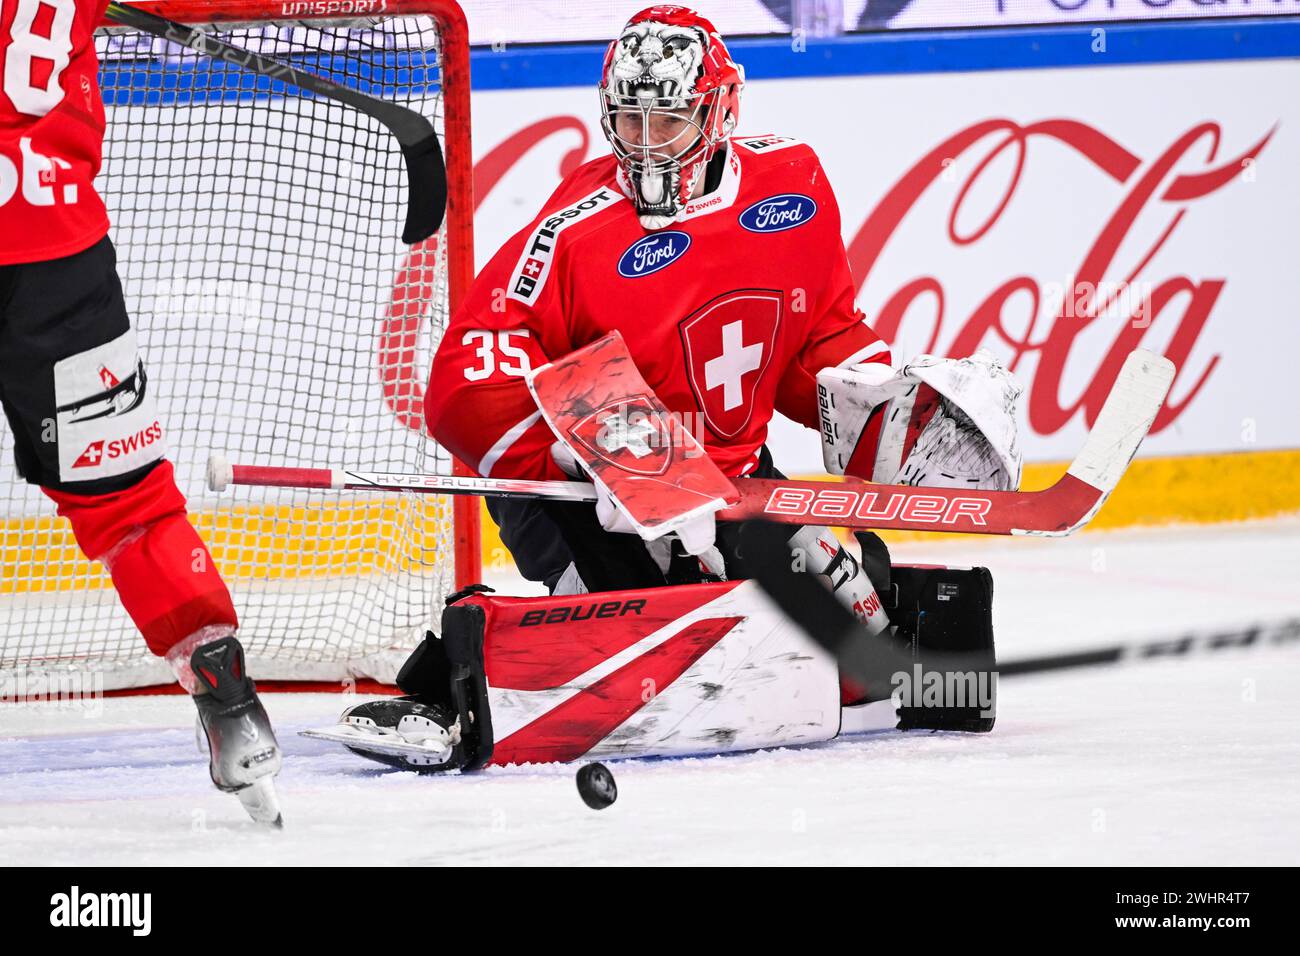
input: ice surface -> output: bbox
[2,520,1298,865]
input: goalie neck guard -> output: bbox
[599,6,745,230]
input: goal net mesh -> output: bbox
[1,11,460,691]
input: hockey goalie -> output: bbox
[324,6,1017,771]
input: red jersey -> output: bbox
[0,0,110,265]
[426,135,890,481]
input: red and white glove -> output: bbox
[550,441,722,566]
[817,349,1024,490]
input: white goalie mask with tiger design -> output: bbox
[599,6,744,230]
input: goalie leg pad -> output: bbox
[466,580,840,765]
[334,577,845,771]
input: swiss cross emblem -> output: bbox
[596,412,657,459]
[98,366,120,389]
[522,258,544,278]
[679,289,781,440]
[569,398,674,477]
[72,441,105,468]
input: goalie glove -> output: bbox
[817,349,1024,491]
[550,441,723,569]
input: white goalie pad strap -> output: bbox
[817,350,1024,491]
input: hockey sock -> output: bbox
[44,460,238,658]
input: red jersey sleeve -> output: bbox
[424,223,573,481]
[773,157,891,430]
[426,168,625,479]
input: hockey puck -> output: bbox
[575,762,617,810]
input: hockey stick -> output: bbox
[103,1,446,244]
[207,349,1174,537]
[744,515,1300,694]
[739,519,916,690]
[998,617,1300,677]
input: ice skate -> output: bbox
[303,697,462,771]
[190,636,284,827]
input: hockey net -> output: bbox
[0,0,477,692]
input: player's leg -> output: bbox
[719,446,892,614]
[488,495,701,593]
[485,496,575,592]
[0,237,281,823]
[0,239,235,651]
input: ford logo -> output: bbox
[617,231,692,278]
[738,194,818,233]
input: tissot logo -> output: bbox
[736,135,795,152]
[617,231,691,278]
[49,885,151,936]
[509,187,620,303]
[739,194,817,233]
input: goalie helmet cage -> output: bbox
[0,0,479,692]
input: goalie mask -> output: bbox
[599,6,744,230]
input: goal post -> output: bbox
[0,0,479,691]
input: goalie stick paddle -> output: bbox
[104,1,446,244]
[207,349,1174,537]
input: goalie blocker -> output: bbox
[318,563,997,772]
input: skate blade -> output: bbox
[237,775,284,829]
[300,724,454,759]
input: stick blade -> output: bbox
[400,134,447,244]
[1067,348,1175,494]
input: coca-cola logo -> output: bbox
[382,114,1274,444]
[847,118,1273,436]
